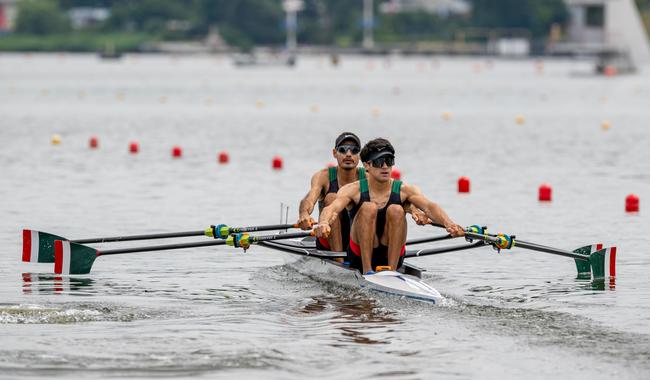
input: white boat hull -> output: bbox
[263,239,443,304]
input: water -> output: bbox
[1,53,649,379]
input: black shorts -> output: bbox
[346,243,405,273]
[316,210,351,251]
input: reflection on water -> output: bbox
[299,295,400,345]
[21,273,94,295]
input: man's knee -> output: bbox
[358,202,378,218]
[386,204,405,221]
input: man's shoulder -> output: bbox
[339,180,361,193]
[311,167,331,184]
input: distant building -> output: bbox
[68,7,110,30]
[0,0,19,33]
[380,0,471,16]
[563,0,650,66]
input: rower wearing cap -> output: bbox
[296,132,365,256]
[316,138,465,274]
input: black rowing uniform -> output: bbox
[347,178,406,271]
[316,166,366,250]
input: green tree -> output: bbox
[470,0,567,38]
[15,0,71,35]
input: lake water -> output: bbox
[1,53,649,379]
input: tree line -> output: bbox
[9,0,648,51]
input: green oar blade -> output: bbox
[54,240,99,275]
[572,244,603,279]
[23,229,66,263]
[589,246,617,282]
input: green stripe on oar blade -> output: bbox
[589,246,617,282]
[22,229,66,263]
[54,240,99,275]
[572,244,603,279]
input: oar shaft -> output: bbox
[433,223,590,262]
[73,230,205,244]
[100,240,227,255]
[405,241,484,258]
[229,223,297,233]
[405,234,452,245]
[514,240,588,261]
[98,231,313,256]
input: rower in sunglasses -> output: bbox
[316,138,465,275]
[296,132,366,256]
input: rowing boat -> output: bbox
[260,237,444,304]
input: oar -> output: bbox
[405,241,485,258]
[54,230,314,275]
[23,223,299,263]
[431,223,616,281]
[406,233,453,246]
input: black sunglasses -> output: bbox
[336,145,360,155]
[370,155,395,168]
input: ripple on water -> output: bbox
[0,303,155,324]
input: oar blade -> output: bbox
[54,240,99,275]
[589,246,617,283]
[22,229,66,263]
[572,244,603,279]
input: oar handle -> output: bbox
[209,223,299,239]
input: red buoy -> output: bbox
[129,141,139,154]
[538,184,552,202]
[458,176,470,193]
[172,145,182,158]
[272,155,283,170]
[89,136,99,149]
[391,167,401,180]
[218,151,229,164]
[626,194,639,213]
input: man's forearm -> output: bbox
[299,197,314,217]
[426,202,453,227]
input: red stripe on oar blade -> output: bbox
[609,247,616,278]
[22,230,32,262]
[54,240,63,274]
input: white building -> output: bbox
[563,0,650,66]
[68,7,110,30]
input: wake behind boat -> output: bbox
[261,237,444,304]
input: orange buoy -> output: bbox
[538,184,552,202]
[625,194,639,213]
[89,136,99,149]
[603,65,617,77]
[458,177,470,193]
